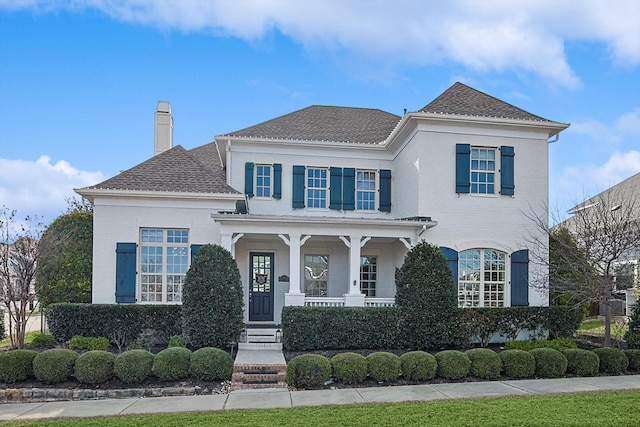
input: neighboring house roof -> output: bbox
[82,144,239,194]
[569,171,640,215]
[421,82,552,122]
[220,105,402,144]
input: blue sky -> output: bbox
[1,0,639,226]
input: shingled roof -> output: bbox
[83,143,239,194]
[221,105,401,144]
[421,82,552,122]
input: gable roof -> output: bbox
[221,105,401,144]
[569,171,640,214]
[82,143,239,194]
[421,82,552,122]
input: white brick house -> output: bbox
[77,83,569,324]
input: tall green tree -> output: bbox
[182,244,244,349]
[395,241,457,350]
[35,210,93,307]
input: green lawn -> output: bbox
[6,390,640,427]
[0,330,42,348]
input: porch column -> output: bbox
[339,235,367,307]
[280,233,310,306]
[220,232,243,258]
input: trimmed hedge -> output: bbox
[435,350,471,380]
[563,348,600,376]
[286,354,331,389]
[367,352,401,382]
[593,347,628,375]
[624,349,640,371]
[529,348,567,378]
[465,348,502,379]
[505,338,577,351]
[46,304,182,346]
[153,347,192,381]
[190,347,234,381]
[281,306,582,352]
[400,351,437,381]
[33,348,78,384]
[282,306,402,351]
[0,349,38,382]
[114,350,155,384]
[331,352,368,384]
[500,349,535,378]
[74,350,115,384]
[69,335,110,351]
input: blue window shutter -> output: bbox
[501,146,515,196]
[273,163,282,199]
[379,169,391,212]
[115,243,136,304]
[456,144,471,193]
[191,244,202,262]
[343,168,355,211]
[439,247,458,287]
[329,167,343,209]
[292,165,305,208]
[244,162,254,198]
[511,249,529,306]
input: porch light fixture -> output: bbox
[240,328,247,343]
[275,329,282,343]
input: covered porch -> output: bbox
[211,214,436,323]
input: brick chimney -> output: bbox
[154,101,173,156]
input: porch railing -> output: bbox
[303,297,396,308]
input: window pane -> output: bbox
[360,256,377,296]
[458,249,505,308]
[304,255,328,296]
[140,228,189,303]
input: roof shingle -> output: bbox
[421,82,551,122]
[84,143,238,194]
[221,105,401,144]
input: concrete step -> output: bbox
[244,328,281,344]
[231,363,287,390]
[239,342,282,350]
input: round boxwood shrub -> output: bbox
[529,348,567,378]
[29,332,55,348]
[435,350,471,380]
[563,348,599,376]
[465,348,502,379]
[286,354,331,389]
[593,347,628,375]
[33,348,78,384]
[623,349,640,371]
[114,350,155,384]
[500,349,535,378]
[190,347,233,381]
[400,351,437,381]
[367,352,401,382]
[0,349,38,382]
[74,350,115,385]
[152,347,192,381]
[331,352,368,384]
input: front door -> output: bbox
[249,252,274,322]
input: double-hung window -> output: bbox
[307,168,328,208]
[140,228,189,303]
[471,148,496,194]
[255,164,272,198]
[356,170,376,210]
[360,256,377,296]
[458,249,506,308]
[304,255,328,296]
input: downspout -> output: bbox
[226,138,232,185]
[547,132,560,143]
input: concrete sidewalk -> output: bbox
[1,375,640,421]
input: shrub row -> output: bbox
[281,306,583,351]
[286,346,637,389]
[0,347,233,385]
[504,338,577,351]
[46,304,182,346]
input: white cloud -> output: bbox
[6,0,640,88]
[617,108,640,135]
[0,156,104,225]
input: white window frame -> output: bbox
[306,167,328,209]
[470,147,497,195]
[458,249,507,308]
[139,228,189,303]
[360,255,377,296]
[304,254,329,296]
[255,164,273,199]
[356,170,377,211]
